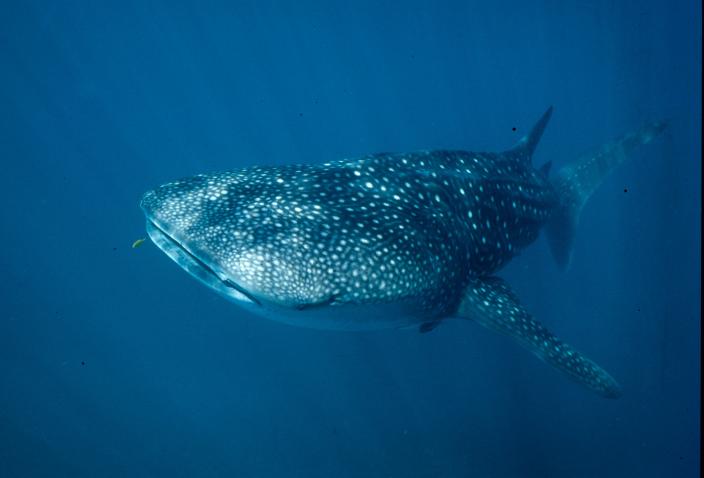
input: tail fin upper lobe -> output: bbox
[546,119,668,270]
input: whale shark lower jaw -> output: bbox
[145,219,260,307]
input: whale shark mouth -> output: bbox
[145,220,261,306]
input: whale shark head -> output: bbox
[140,174,267,309]
[140,167,392,315]
[140,160,460,328]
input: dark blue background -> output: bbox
[1,1,700,476]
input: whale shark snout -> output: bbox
[140,179,267,308]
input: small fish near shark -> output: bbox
[140,107,666,398]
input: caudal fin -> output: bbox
[546,119,667,270]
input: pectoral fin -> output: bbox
[456,277,622,398]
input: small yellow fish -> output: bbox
[132,237,146,249]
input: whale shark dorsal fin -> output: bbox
[454,277,622,398]
[508,106,553,161]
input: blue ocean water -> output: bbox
[0,1,700,477]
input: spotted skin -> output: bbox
[141,108,665,397]
[141,149,554,320]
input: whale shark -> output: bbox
[140,107,665,398]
